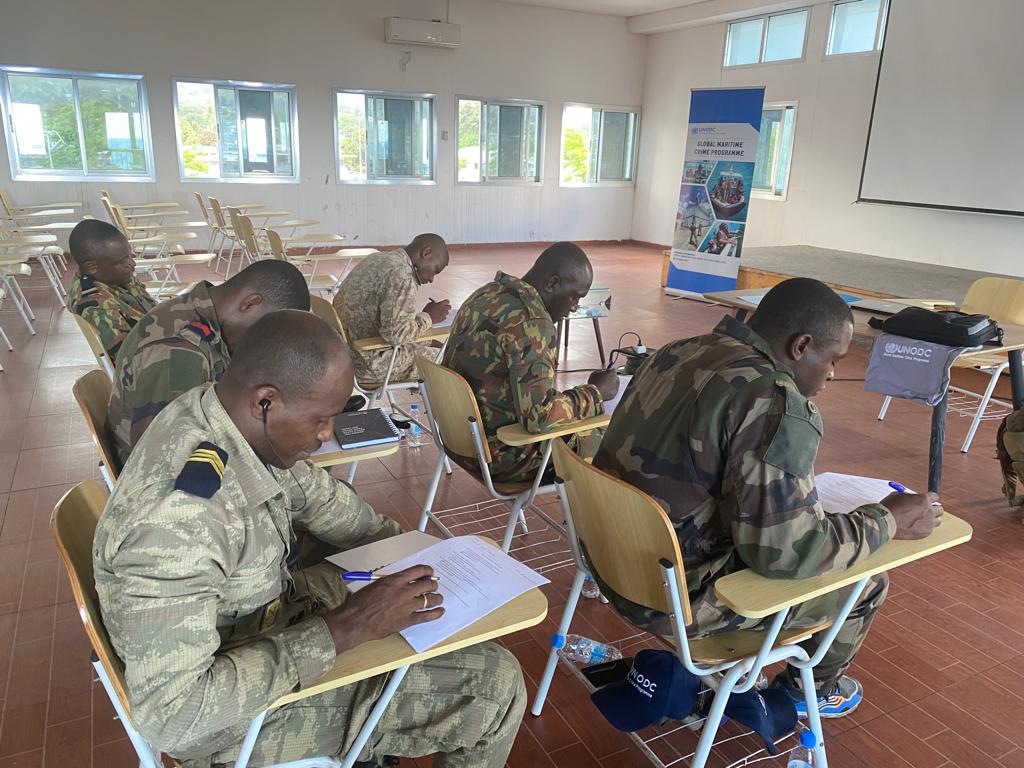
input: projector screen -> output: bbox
[859,0,1024,216]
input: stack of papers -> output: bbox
[816,472,910,514]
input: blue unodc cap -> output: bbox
[722,687,798,756]
[590,649,699,732]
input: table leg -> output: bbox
[928,393,947,494]
[1009,349,1024,409]
[564,318,571,356]
[592,318,606,365]
[555,320,563,366]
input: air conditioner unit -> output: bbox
[384,17,461,49]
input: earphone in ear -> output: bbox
[259,398,271,412]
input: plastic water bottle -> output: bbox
[405,403,426,447]
[553,633,622,664]
[582,575,601,599]
[787,730,817,768]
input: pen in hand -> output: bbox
[889,480,942,507]
[342,570,440,582]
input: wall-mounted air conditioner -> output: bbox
[384,17,461,49]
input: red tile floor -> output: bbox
[2,243,1024,767]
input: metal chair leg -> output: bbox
[531,568,586,716]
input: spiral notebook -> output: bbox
[332,408,402,450]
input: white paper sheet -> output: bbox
[815,472,910,515]
[432,306,458,329]
[326,530,441,592]
[378,536,549,653]
[736,294,765,306]
[605,375,632,413]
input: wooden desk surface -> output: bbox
[351,327,450,352]
[311,438,401,468]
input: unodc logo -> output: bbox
[885,342,897,354]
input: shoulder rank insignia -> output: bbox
[174,441,228,498]
[184,320,215,342]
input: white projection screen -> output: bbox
[859,0,1024,216]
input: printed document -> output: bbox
[326,530,441,592]
[816,472,909,515]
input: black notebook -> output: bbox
[333,408,402,450]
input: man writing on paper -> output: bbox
[595,278,941,719]
[94,310,527,767]
[107,260,311,466]
[334,233,451,389]
[443,242,619,483]
[66,219,156,359]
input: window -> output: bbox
[336,90,434,183]
[724,10,809,67]
[0,67,153,181]
[827,0,888,55]
[174,79,297,181]
[559,104,639,185]
[753,103,797,199]
[457,97,543,183]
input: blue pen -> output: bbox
[341,571,378,582]
[888,481,907,493]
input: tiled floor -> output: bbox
[1,243,1023,767]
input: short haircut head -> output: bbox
[409,233,448,259]
[222,309,347,399]
[68,219,126,265]
[531,241,592,284]
[224,260,310,312]
[749,277,854,346]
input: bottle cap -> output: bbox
[800,730,817,748]
[551,633,566,649]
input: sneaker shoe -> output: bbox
[781,675,863,719]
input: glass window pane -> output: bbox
[382,98,415,176]
[524,105,540,180]
[417,99,432,178]
[457,99,481,182]
[177,82,218,178]
[496,105,524,178]
[7,74,82,171]
[764,10,807,62]
[78,78,146,174]
[336,92,367,181]
[561,105,592,183]
[753,109,783,190]
[725,18,764,66]
[485,104,499,178]
[272,91,292,176]
[776,107,795,195]
[216,87,240,177]
[238,90,274,174]
[599,111,635,181]
[828,0,882,55]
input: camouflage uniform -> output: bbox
[67,273,156,359]
[94,384,527,767]
[333,249,434,389]
[442,271,603,484]
[593,316,894,692]
[108,281,230,466]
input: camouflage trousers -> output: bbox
[604,572,888,696]
[193,565,527,768]
[487,428,604,485]
[355,341,438,391]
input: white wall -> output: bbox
[632,2,1024,276]
[0,0,647,245]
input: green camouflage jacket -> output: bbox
[333,249,431,389]
[442,271,603,482]
[67,273,156,359]
[108,281,230,466]
[594,315,895,603]
[94,384,400,759]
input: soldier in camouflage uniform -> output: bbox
[442,242,619,483]
[94,311,526,767]
[108,260,310,466]
[66,219,156,359]
[334,234,451,389]
[594,278,942,718]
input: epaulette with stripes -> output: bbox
[173,441,228,498]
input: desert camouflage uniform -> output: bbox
[108,280,229,466]
[442,271,603,484]
[94,384,527,767]
[333,249,434,389]
[593,315,895,692]
[67,273,156,359]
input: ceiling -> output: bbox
[495,0,708,18]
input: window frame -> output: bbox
[558,102,641,188]
[333,88,436,186]
[0,65,155,182]
[825,0,889,58]
[455,95,546,186]
[752,100,798,202]
[722,8,811,69]
[172,77,300,184]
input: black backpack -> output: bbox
[867,307,1003,347]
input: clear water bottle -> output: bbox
[582,575,601,599]
[787,730,817,768]
[552,633,622,664]
[405,403,426,447]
